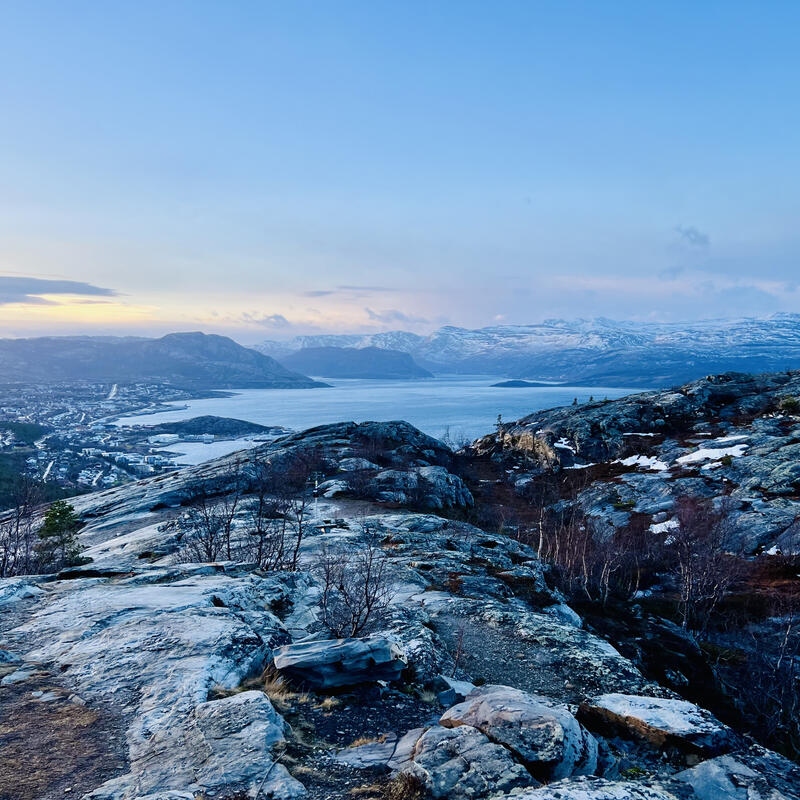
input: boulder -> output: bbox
[431,674,475,707]
[440,685,598,782]
[416,465,474,509]
[670,747,800,800]
[369,466,473,509]
[338,457,379,472]
[0,578,44,606]
[273,635,406,689]
[317,479,349,498]
[578,694,736,756]
[151,691,301,798]
[404,724,537,799]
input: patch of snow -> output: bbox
[676,444,748,465]
[649,518,678,535]
[615,455,669,471]
[565,462,596,470]
[621,432,658,437]
[554,437,576,453]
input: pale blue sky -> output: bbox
[1,1,798,340]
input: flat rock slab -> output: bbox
[7,565,296,799]
[273,635,406,689]
[511,776,679,799]
[439,684,598,782]
[334,734,399,769]
[578,693,736,756]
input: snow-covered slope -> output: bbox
[255,314,800,387]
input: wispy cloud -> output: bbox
[0,276,117,306]
[300,285,398,299]
[239,312,291,328]
[674,225,710,247]
[365,307,428,324]
[339,285,397,292]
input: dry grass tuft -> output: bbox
[381,772,427,800]
[259,665,310,707]
[349,784,383,799]
[289,764,326,780]
[349,733,388,748]
[417,689,437,705]
[315,695,342,711]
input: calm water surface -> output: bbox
[114,376,643,464]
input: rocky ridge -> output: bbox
[0,332,326,389]
[472,370,800,554]
[1,414,798,799]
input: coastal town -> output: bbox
[0,381,285,507]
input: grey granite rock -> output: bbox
[405,724,537,799]
[273,635,406,689]
[579,693,736,756]
[508,776,679,799]
[440,684,598,782]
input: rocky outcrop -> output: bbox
[68,420,472,521]
[87,691,304,800]
[579,694,736,756]
[273,636,406,689]
[471,371,800,553]
[371,465,473,509]
[669,746,800,800]
[2,408,799,800]
[440,685,598,782]
[4,563,298,799]
[405,724,537,798]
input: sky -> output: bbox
[1,0,799,343]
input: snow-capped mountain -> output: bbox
[254,314,800,387]
[255,331,425,359]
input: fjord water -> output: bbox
[115,376,641,464]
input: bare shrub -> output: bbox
[0,476,42,577]
[314,525,395,638]
[239,451,318,571]
[672,496,744,632]
[170,497,228,562]
[737,607,800,758]
[523,500,664,606]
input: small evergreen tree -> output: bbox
[37,500,82,571]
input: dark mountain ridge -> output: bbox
[0,332,327,389]
[279,345,433,379]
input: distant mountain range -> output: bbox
[255,314,800,387]
[279,346,432,379]
[0,332,326,389]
